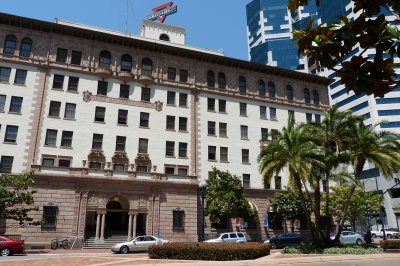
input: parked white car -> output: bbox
[111,235,169,254]
[371,229,400,239]
[204,232,247,243]
[330,231,364,245]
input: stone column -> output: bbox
[95,212,101,240]
[132,213,137,238]
[127,213,133,241]
[100,212,106,240]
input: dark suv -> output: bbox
[264,233,307,249]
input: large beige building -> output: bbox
[0,12,330,248]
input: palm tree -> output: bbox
[258,114,322,240]
[336,122,400,231]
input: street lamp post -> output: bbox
[199,184,206,242]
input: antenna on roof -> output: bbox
[125,0,128,35]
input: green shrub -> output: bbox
[282,245,383,255]
[148,242,270,261]
[380,240,400,250]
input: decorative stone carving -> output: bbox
[104,169,113,177]
[138,74,155,85]
[151,174,161,180]
[87,150,106,169]
[95,67,112,79]
[128,171,136,178]
[135,154,152,173]
[88,195,99,207]
[130,164,135,171]
[138,197,147,208]
[81,169,88,175]
[154,100,163,112]
[117,71,134,82]
[112,152,129,170]
[83,91,92,103]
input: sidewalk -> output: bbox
[25,248,112,256]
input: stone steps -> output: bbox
[83,234,130,248]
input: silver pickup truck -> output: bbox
[371,228,400,239]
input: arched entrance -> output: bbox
[105,197,129,237]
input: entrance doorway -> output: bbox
[136,213,147,236]
[106,200,128,237]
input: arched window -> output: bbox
[3,35,17,54]
[120,54,132,72]
[313,90,320,105]
[159,34,170,41]
[258,80,265,96]
[19,38,32,57]
[239,76,246,93]
[268,81,275,98]
[207,70,215,87]
[304,88,311,104]
[99,50,111,69]
[218,72,226,89]
[286,85,293,101]
[141,58,153,76]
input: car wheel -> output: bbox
[386,234,392,239]
[356,239,363,245]
[371,234,376,238]
[120,246,129,254]
[270,242,277,249]
[1,248,11,257]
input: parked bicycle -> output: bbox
[50,238,70,250]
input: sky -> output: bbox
[0,0,251,60]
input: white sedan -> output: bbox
[111,235,169,254]
[330,231,365,245]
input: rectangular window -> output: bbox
[167,91,176,105]
[179,117,187,131]
[178,168,188,176]
[115,136,126,151]
[92,133,103,150]
[61,131,73,147]
[270,107,277,120]
[208,121,216,135]
[118,109,128,125]
[179,69,188,82]
[97,81,108,95]
[261,128,268,140]
[0,67,11,82]
[315,114,321,124]
[275,176,282,189]
[42,158,54,167]
[207,98,215,111]
[71,50,82,65]
[243,174,250,188]
[0,95,6,112]
[179,93,187,107]
[288,110,295,117]
[141,87,151,101]
[52,74,64,89]
[240,103,247,116]
[166,116,175,130]
[173,209,184,229]
[5,125,18,143]
[43,206,57,227]
[120,84,130,98]
[260,106,267,119]
[58,159,70,167]
[240,125,248,139]
[165,166,175,175]
[64,103,76,119]
[167,67,176,80]
[67,77,79,91]
[95,106,106,122]
[208,146,216,160]
[242,149,249,164]
[45,129,57,146]
[56,48,68,63]
[306,113,312,123]
[49,101,61,117]
[219,99,226,113]
[138,138,148,153]
[166,141,175,157]
[220,147,228,162]
[14,69,27,85]
[9,96,23,113]
[0,156,14,173]
[140,112,149,127]
[179,142,187,158]
[219,122,227,137]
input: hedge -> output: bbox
[148,242,270,261]
[380,240,400,250]
[282,245,383,255]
